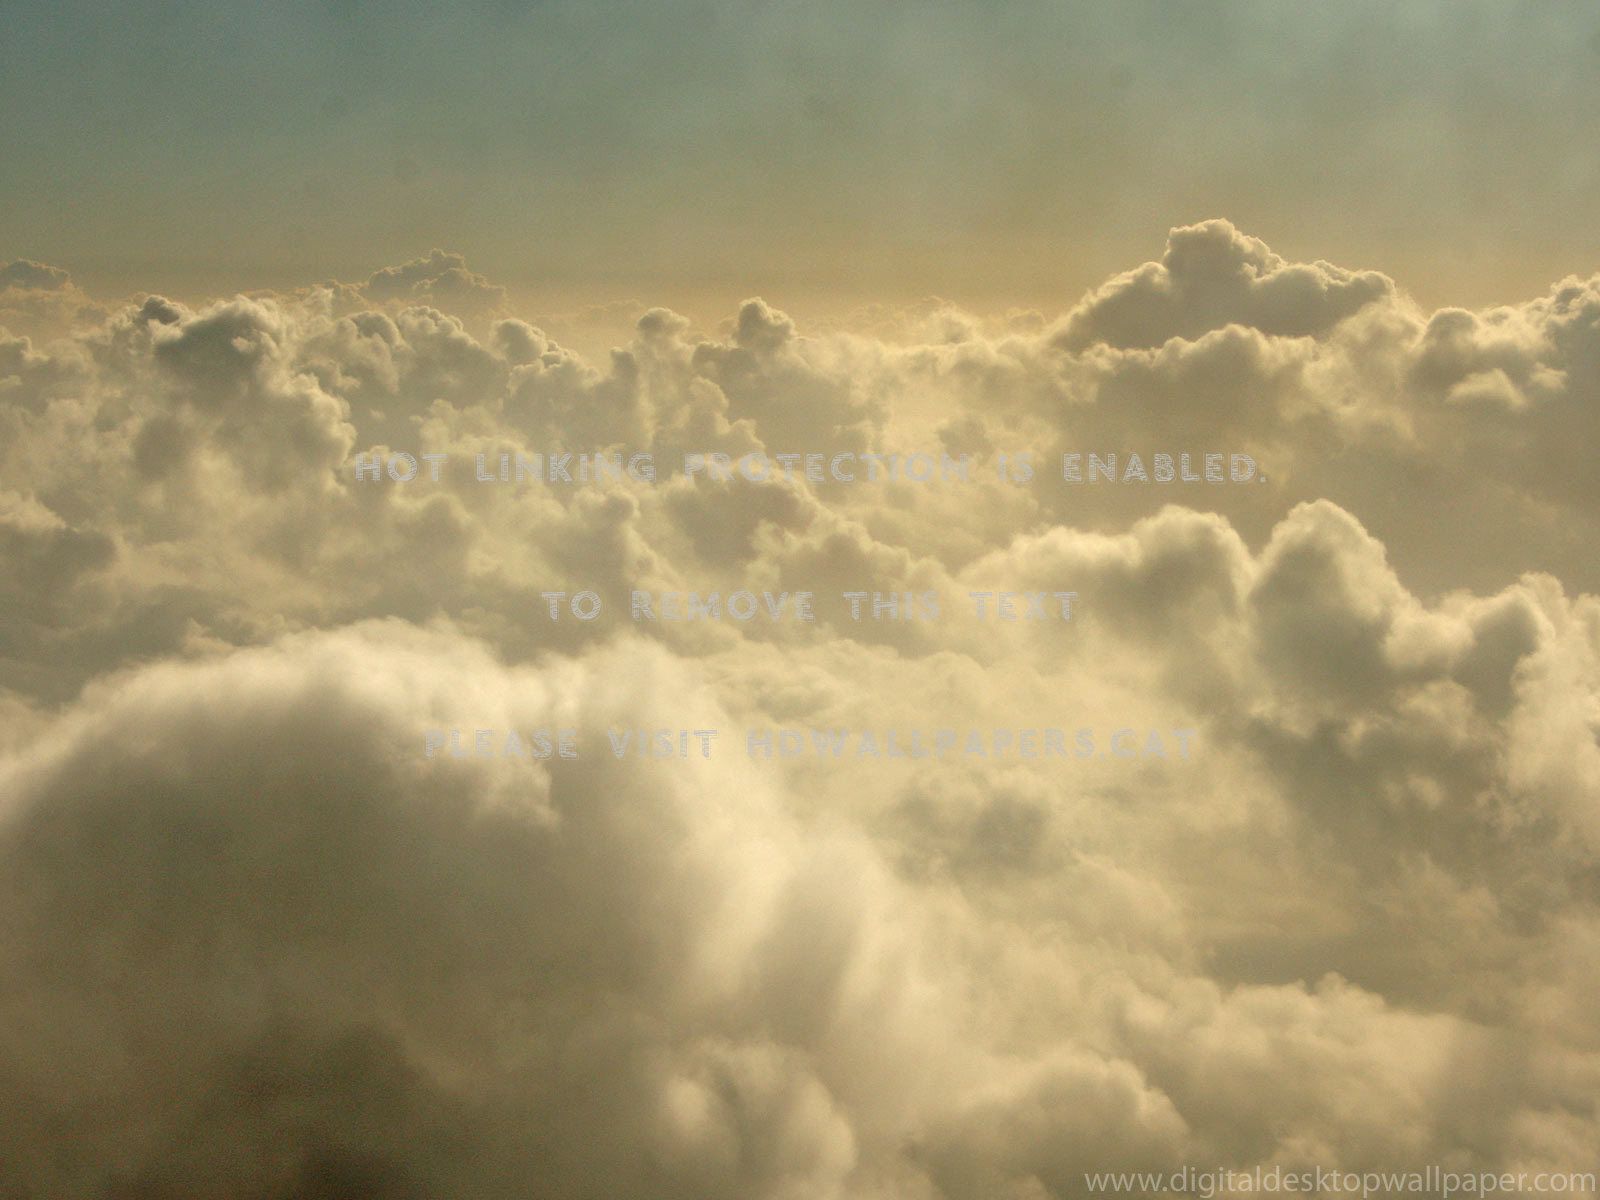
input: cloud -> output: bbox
[2,227,1599,1193]
[363,248,507,318]
[0,258,106,338]
[0,258,71,291]
[2,617,1566,1198]
[1054,220,1396,352]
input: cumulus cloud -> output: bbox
[362,248,507,318]
[0,257,106,338]
[1055,220,1396,352]
[0,258,71,291]
[2,228,1599,1194]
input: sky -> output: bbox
[4,0,1600,312]
[3,4,1600,1198]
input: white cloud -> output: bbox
[2,234,1599,1193]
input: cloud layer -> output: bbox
[1,225,1598,1196]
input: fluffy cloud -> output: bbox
[0,259,71,291]
[0,258,106,338]
[362,248,507,318]
[1,233,1598,1194]
[6,618,1587,1197]
[1055,221,1396,352]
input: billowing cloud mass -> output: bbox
[1,223,1598,1196]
